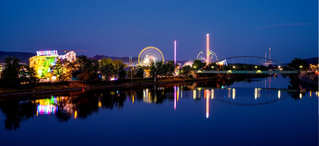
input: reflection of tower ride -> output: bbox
[174,86,177,111]
[174,86,180,111]
[143,88,152,103]
[204,89,210,119]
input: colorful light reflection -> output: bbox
[37,104,57,115]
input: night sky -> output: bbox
[0,0,317,62]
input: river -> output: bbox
[0,76,317,146]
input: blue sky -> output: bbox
[0,0,317,62]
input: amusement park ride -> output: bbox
[137,33,220,67]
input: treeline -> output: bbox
[0,55,310,88]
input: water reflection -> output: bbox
[0,76,318,131]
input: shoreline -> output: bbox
[0,77,216,98]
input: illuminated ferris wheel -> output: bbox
[138,46,164,66]
[196,50,219,63]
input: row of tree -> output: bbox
[0,56,311,88]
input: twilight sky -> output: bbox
[0,0,317,62]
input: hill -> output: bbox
[0,51,35,63]
[305,57,318,64]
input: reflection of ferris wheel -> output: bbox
[196,49,219,63]
[138,46,165,66]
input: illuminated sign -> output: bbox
[37,50,58,56]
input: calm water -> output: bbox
[0,76,317,146]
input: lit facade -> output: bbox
[29,50,76,80]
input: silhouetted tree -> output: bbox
[77,56,99,81]
[118,66,126,80]
[192,59,205,70]
[288,58,309,70]
[134,66,144,78]
[101,63,115,81]
[180,65,191,77]
[1,57,20,87]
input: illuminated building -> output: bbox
[29,50,76,81]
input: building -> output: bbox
[29,50,76,81]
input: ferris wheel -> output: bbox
[196,49,219,63]
[138,46,164,66]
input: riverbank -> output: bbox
[0,77,217,98]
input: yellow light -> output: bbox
[98,101,102,107]
[211,89,214,99]
[74,110,77,119]
[254,88,258,100]
[256,70,262,73]
[255,66,258,69]
[177,87,179,101]
[193,90,196,99]
[206,90,209,119]
[227,70,232,73]
[232,88,236,100]
[299,93,302,99]
[278,90,281,99]
[299,65,303,68]
[132,95,135,103]
[309,91,312,97]
[138,46,164,65]
[232,66,236,69]
[211,66,214,69]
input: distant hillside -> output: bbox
[305,57,318,64]
[0,51,35,63]
[0,51,187,65]
[91,55,188,65]
[91,55,138,63]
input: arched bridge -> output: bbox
[196,56,299,74]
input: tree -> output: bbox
[27,67,38,87]
[192,59,206,70]
[180,65,191,77]
[161,61,175,76]
[19,65,38,87]
[101,64,115,80]
[1,57,20,87]
[118,66,126,80]
[150,61,163,78]
[77,56,99,81]
[134,66,144,78]
[288,58,309,70]
[54,59,71,81]
[99,58,113,68]
[112,60,126,71]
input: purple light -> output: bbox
[174,40,177,66]
[37,104,57,115]
[174,86,177,111]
